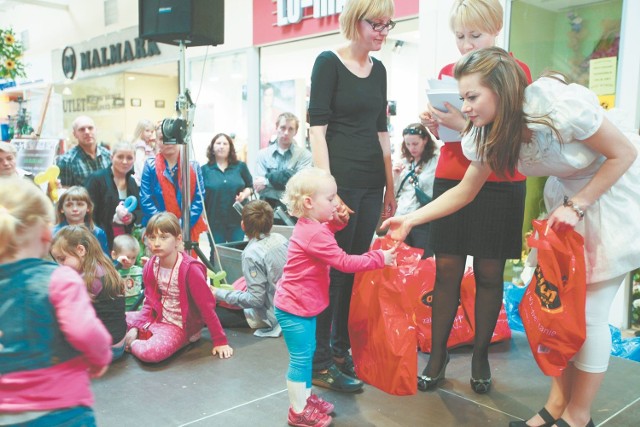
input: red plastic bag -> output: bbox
[349,238,422,396]
[411,259,475,352]
[519,219,586,376]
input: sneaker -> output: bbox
[312,364,363,393]
[307,394,334,414]
[287,403,332,427]
[334,354,357,378]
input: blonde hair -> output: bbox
[51,225,123,298]
[131,119,155,144]
[0,141,17,154]
[449,0,503,35]
[112,234,140,255]
[454,47,559,177]
[0,178,54,261]
[111,141,135,157]
[340,0,395,41]
[56,186,96,229]
[282,167,335,218]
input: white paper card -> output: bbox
[426,77,464,142]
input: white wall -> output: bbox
[0,0,253,83]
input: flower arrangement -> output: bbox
[0,28,26,80]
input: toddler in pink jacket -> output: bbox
[274,168,396,427]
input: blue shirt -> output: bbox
[201,161,252,227]
[53,221,110,255]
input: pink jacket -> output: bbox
[0,265,112,413]
[131,253,228,346]
[275,217,385,317]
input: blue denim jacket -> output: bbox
[0,259,80,374]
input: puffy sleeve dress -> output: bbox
[464,77,640,283]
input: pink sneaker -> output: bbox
[288,403,332,427]
[307,394,335,414]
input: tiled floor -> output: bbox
[93,328,640,426]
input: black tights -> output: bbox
[424,254,506,380]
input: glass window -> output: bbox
[510,0,622,106]
[189,51,250,164]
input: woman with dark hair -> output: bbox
[201,133,253,260]
[392,123,440,258]
[384,46,640,427]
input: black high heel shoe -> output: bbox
[508,407,556,427]
[417,353,450,391]
[470,376,491,394]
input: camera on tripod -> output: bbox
[160,117,188,145]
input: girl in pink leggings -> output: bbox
[124,212,233,363]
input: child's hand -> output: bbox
[382,245,398,266]
[140,256,150,267]
[212,344,233,359]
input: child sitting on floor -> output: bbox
[124,212,233,363]
[214,200,288,337]
[0,179,111,426]
[274,168,397,427]
[51,225,127,361]
[111,234,144,311]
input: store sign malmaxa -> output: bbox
[276,0,345,26]
[56,26,176,81]
[61,38,161,80]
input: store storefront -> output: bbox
[49,26,180,145]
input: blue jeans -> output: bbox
[16,406,96,427]
[313,186,383,370]
[276,308,316,387]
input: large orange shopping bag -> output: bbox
[410,258,475,353]
[349,238,422,395]
[519,219,586,376]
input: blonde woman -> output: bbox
[307,0,396,393]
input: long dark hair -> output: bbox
[400,123,438,166]
[206,133,238,164]
[454,47,560,178]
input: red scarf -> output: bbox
[155,153,208,245]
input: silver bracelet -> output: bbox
[563,196,585,220]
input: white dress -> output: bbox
[463,77,640,283]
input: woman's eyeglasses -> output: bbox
[403,127,427,137]
[364,19,396,32]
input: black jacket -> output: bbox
[85,167,141,251]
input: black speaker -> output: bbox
[139,0,224,47]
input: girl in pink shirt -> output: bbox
[124,212,233,363]
[274,168,396,427]
[0,178,112,426]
